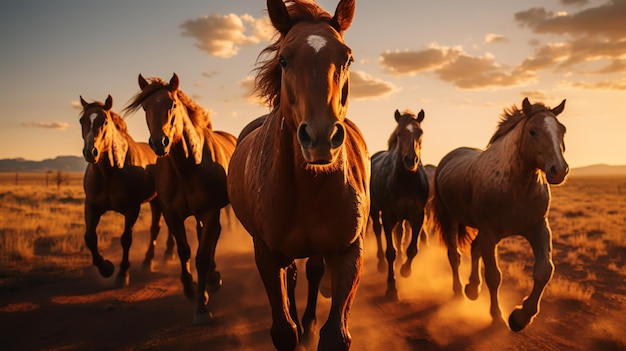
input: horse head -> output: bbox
[392,109,425,172]
[520,97,568,184]
[79,95,115,164]
[136,73,185,157]
[267,0,355,165]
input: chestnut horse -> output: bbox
[227,0,369,349]
[124,74,236,324]
[369,109,429,300]
[79,95,173,287]
[431,97,568,331]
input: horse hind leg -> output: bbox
[464,237,482,300]
[143,199,161,271]
[84,207,114,278]
[442,221,463,298]
[116,207,140,287]
[509,223,554,332]
[193,209,223,325]
[301,255,324,347]
[370,210,386,273]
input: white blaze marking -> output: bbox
[89,113,97,130]
[406,124,415,133]
[544,116,561,155]
[307,35,327,53]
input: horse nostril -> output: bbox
[149,137,155,149]
[162,136,169,147]
[297,123,313,148]
[549,165,558,176]
[330,123,345,148]
[91,148,98,158]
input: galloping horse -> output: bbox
[227,0,369,349]
[124,73,236,324]
[369,109,429,300]
[431,97,568,331]
[79,95,173,287]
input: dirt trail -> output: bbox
[1,218,624,351]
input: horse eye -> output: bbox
[278,55,288,69]
[529,129,537,137]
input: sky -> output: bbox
[1,0,625,168]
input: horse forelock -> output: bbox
[254,0,336,108]
[124,77,211,130]
[80,103,128,134]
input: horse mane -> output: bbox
[124,77,212,129]
[81,102,129,133]
[387,109,416,150]
[487,101,549,146]
[254,0,334,107]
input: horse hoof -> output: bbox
[98,260,115,278]
[377,260,386,273]
[192,311,214,325]
[183,281,197,300]
[400,263,412,278]
[115,274,130,287]
[508,308,529,332]
[142,260,153,272]
[464,284,479,300]
[207,272,222,294]
[385,288,399,301]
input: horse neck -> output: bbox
[100,124,130,169]
[483,123,544,186]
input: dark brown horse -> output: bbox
[79,95,173,287]
[369,109,429,300]
[431,97,568,331]
[124,73,236,324]
[227,0,369,349]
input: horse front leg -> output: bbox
[382,215,399,300]
[254,236,298,351]
[142,199,160,271]
[162,211,194,300]
[370,210,386,273]
[193,209,222,325]
[116,205,140,287]
[464,237,482,300]
[301,255,324,347]
[319,236,363,351]
[509,220,554,332]
[84,205,113,278]
[401,211,425,278]
[479,234,506,327]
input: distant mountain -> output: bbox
[570,164,626,177]
[0,156,86,173]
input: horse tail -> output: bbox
[430,180,454,249]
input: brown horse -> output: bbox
[124,73,236,324]
[369,109,429,300]
[431,97,568,331]
[227,0,369,349]
[79,95,173,287]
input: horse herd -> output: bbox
[77,0,570,350]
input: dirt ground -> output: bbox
[1,212,625,351]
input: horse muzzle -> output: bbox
[297,121,345,164]
[82,147,98,163]
[149,135,170,156]
[545,161,569,185]
[403,155,419,172]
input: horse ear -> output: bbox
[138,74,149,89]
[394,109,401,122]
[267,0,291,34]
[169,73,180,92]
[80,96,89,108]
[104,95,113,111]
[551,99,566,116]
[330,0,355,33]
[417,109,425,122]
[522,97,532,114]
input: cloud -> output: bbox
[239,75,264,105]
[22,122,69,130]
[180,14,274,58]
[202,71,218,78]
[381,44,535,89]
[485,33,509,43]
[70,100,82,110]
[514,1,626,87]
[349,71,399,99]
